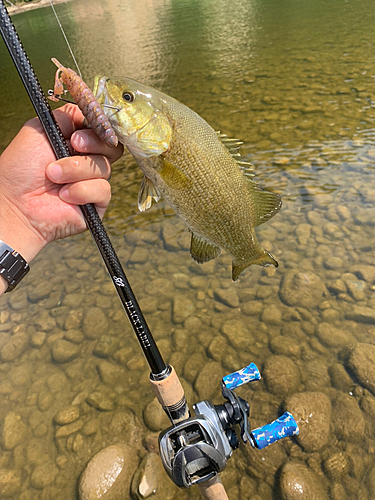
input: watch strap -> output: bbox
[0,240,30,293]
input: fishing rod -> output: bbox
[0,3,299,499]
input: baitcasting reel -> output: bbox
[159,363,299,488]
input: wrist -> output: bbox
[0,199,46,264]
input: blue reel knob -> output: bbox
[222,363,261,390]
[250,412,299,450]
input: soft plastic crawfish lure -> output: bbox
[48,58,118,148]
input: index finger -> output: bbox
[53,103,86,139]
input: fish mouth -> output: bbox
[93,75,120,115]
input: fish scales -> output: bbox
[93,76,281,280]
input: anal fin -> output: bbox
[138,175,160,212]
[190,233,221,264]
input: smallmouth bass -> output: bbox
[94,76,281,280]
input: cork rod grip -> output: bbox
[149,365,189,422]
[198,476,229,500]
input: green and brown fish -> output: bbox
[94,76,281,280]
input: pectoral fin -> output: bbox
[248,180,282,226]
[232,250,278,281]
[138,175,161,212]
[190,233,221,264]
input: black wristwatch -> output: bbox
[0,240,30,293]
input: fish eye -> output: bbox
[122,91,135,103]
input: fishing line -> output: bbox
[0,0,167,376]
[49,0,82,78]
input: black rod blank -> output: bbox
[0,0,166,375]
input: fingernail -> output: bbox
[59,186,70,202]
[73,131,88,150]
[48,163,63,181]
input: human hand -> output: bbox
[0,103,123,266]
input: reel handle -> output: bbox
[250,411,299,450]
[222,362,261,390]
[198,476,229,500]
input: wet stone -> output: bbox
[82,307,108,340]
[195,362,223,400]
[30,331,46,349]
[279,270,326,309]
[352,265,375,283]
[221,319,252,350]
[1,332,28,362]
[329,363,353,395]
[279,462,329,500]
[316,323,353,348]
[30,463,58,490]
[346,280,366,301]
[7,291,28,311]
[86,391,117,411]
[53,406,80,426]
[143,397,170,432]
[263,355,300,397]
[131,452,173,500]
[129,246,150,264]
[51,340,80,363]
[172,295,195,324]
[242,301,263,316]
[0,469,22,498]
[213,288,239,308]
[92,336,119,359]
[79,444,138,500]
[324,256,343,270]
[96,360,126,386]
[27,282,53,303]
[332,393,365,440]
[269,336,300,357]
[2,412,27,451]
[287,392,331,452]
[64,309,83,330]
[38,391,54,412]
[345,306,375,324]
[64,329,84,345]
[261,304,282,324]
[346,343,375,394]
[55,419,83,438]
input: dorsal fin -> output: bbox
[247,180,282,226]
[217,131,255,178]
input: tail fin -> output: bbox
[232,250,278,281]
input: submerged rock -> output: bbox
[263,355,300,397]
[316,323,353,348]
[345,306,375,324]
[131,452,175,499]
[279,271,326,309]
[0,469,22,498]
[346,343,375,394]
[79,444,138,500]
[2,412,27,451]
[279,462,328,500]
[51,340,80,363]
[332,393,365,440]
[1,332,28,362]
[83,307,108,339]
[286,392,331,452]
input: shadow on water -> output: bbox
[0,0,375,498]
